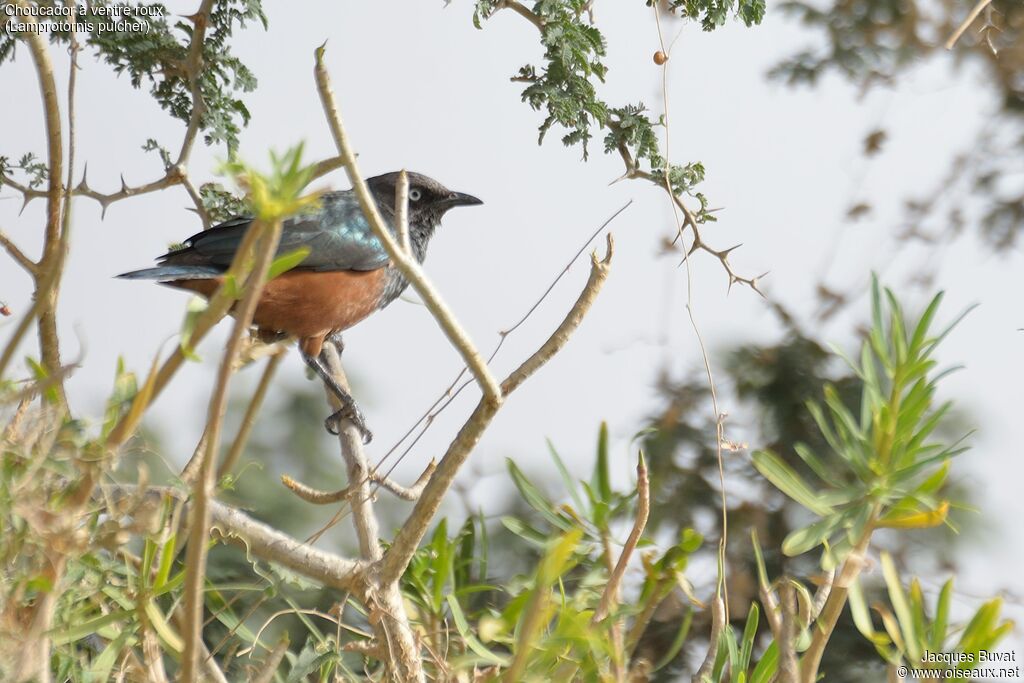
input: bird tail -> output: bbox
[116,265,223,281]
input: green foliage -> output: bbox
[219,143,320,222]
[659,0,767,31]
[473,0,762,218]
[81,0,266,152]
[752,276,971,569]
[396,425,704,680]
[0,152,48,189]
[0,1,266,153]
[199,181,250,223]
[847,555,1014,670]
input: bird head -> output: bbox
[367,171,482,227]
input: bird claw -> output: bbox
[324,405,373,444]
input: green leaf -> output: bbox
[930,579,953,651]
[267,246,311,280]
[179,295,209,361]
[548,438,586,513]
[592,421,612,504]
[752,450,834,516]
[750,641,778,683]
[50,609,133,646]
[881,552,920,661]
[507,458,571,530]
[782,513,845,556]
[446,594,510,666]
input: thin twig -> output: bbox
[396,169,411,256]
[284,459,437,504]
[592,454,649,623]
[175,0,216,167]
[0,231,38,276]
[251,637,289,683]
[217,348,285,480]
[496,0,546,30]
[691,595,724,683]
[314,45,502,406]
[181,219,283,682]
[945,0,995,49]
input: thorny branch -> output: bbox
[493,2,764,295]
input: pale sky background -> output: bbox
[2,0,1022,653]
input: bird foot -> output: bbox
[325,404,373,444]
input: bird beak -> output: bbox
[443,191,483,207]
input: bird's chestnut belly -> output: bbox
[170,267,388,339]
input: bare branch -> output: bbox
[0,231,38,276]
[799,531,873,683]
[395,169,411,255]
[496,0,546,30]
[175,0,216,167]
[592,453,649,623]
[380,235,613,584]
[311,154,347,180]
[314,45,503,406]
[14,0,68,412]
[251,637,290,683]
[779,581,799,683]
[208,498,367,592]
[179,171,211,229]
[502,234,613,395]
[691,595,725,683]
[217,348,285,480]
[76,169,184,217]
[182,219,283,682]
[945,0,994,49]
[374,459,435,501]
[284,459,436,504]
[322,345,383,561]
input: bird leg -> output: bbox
[325,330,345,354]
[301,346,373,444]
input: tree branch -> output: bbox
[592,453,649,624]
[798,531,872,683]
[175,0,216,167]
[314,45,503,406]
[0,230,38,276]
[181,219,283,682]
[945,0,994,49]
[284,459,436,504]
[217,348,285,480]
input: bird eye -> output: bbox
[409,188,422,202]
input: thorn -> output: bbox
[100,201,110,220]
[120,173,129,194]
[76,163,89,192]
[607,169,631,186]
[180,11,203,25]
[720,243,743,257]
[19,195,33,215]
